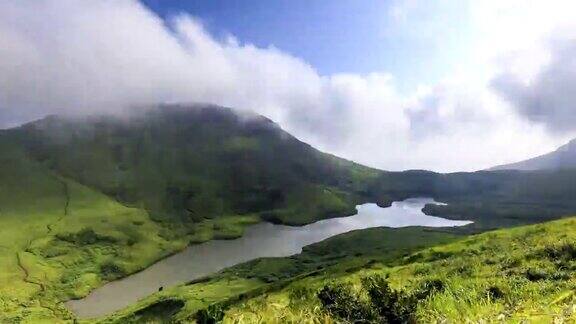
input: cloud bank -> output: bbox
[0,0,574,172]
[492,39,576,134]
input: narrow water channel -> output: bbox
[66,198,472,318]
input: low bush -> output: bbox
[542,242,576,261]
[426,250,454,261]
[413,279,445,300]
[525,268,549,281]
[289,286,315,307]
[486,286,505,300]
[317,282,375,322]
[56,228,117,246]
[131,299,185,322]
[196,304,225,324]
[100,261,127,280]
[362,275,417,323]
[318,275,421,323]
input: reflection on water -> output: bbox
[66,198,471,318]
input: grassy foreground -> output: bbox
[99,217,576,323]
[224,217,576,323]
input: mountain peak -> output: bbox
[490,137,576,171]
[559,138,576,151]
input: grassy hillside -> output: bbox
[11,105,378,229]
[226,217,576,323]
[112,216,576,323]
[0,135,189,323]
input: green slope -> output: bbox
[229,217,576,323]
[0,135,188,323]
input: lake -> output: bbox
[66,198,472,318]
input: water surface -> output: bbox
[67,198,471,318]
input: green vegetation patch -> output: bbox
[222,217,576,323]
[96,226,459,322]
[0,138,187,323]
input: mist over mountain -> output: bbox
[10,104,576,230]
[490,138,576,171]
[11,104,378,227]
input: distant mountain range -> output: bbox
[490,138,576,171]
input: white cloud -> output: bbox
[0,0,573,172]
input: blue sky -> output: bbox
[141,0,472,93]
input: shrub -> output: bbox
[362,276,417,323]
[413,279,445,300]
[412,265,431,275]
[260,274,279,283]
[550,270,571,280]
[100,261,126,280]
[196,304,225,324]
[501,257,522,270]
[487,286,505,300]
[317,283,375,322]
[426,250,454,261]
[451,264,473,277]
[525,268,548,281]
[318,276,419,323]
[289,286,314,307]
[56,228,116,246]
[542,242,576,261]
[39,245,67,258]
[132,299,185,321]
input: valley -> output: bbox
[0,105,575,323]
[67,198,470,318]
[2,1,575,322]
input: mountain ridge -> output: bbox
[490,138,576,171]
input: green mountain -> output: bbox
[0,128,184,322]
[13,104,378,227]
[0,104,380,323]
[10,104,576,233]
[1,104,576,323]
[490,138,576,171]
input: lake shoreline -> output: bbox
[66,198,472,319]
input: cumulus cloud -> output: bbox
[0,0,572,172]
[492,40,576,134]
